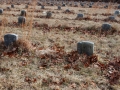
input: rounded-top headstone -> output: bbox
[62,4,66,7]
[108,16,115,20]
[46,11,52,18]
[4,33,18,46]
[77,41,94,56]
[58,6,61,10]
[0,8,3,15]
[7,7,11,10]
[20,10,27,17]
[114,10,120,15]
[18,16,26,25]
[104,5,108,8]
[118,5,120,9]
[11,4,14,8]
[102,23,111,31]
[65,9,70,13]
[25,5,29,9]
[41,5,44,9]
[76,13,84,19]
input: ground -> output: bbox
[0,2,119,90]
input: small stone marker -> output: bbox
[77,41,94,56]
[46,11,52,18]
[102,23,111,31]
[118,5,120,9]
[62,4,66,7]
[76,13,84,19]
[20,10,26,17]
[41,5,45,9]
[0,8,3,15]
[58,6,61,10]
[25,5,28,9]
[4,33,18,46]
[114,10,120,15]
[18,16,26,24]
[108,16,115,20]
[11,4,14,8]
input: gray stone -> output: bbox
[114,10,120,15]
[57,6,61,10]
[76,13,84,19]
[62,4,66,7]
[102,23,111,31]
[18,16,26,25]
[0,8,3,15]
[104,5,108,8]
[108,16,115,20]
[11,4,14,8]
[4,33,18,46]
[118,5,120,9]
[77,41,94,56]
[25,5,29,9]
[46,11,52,18]
[51,3,54,6]
[41,5,44,9]
[20,10,27,17]
[7,7,11,10]
[65,9,70,13]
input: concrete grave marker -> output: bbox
[20,10,27,17]
[18,16,26,25]
[0,8,3,15]
[11,4,14,8]
[76,13,84,19]
[102,23,111,31]
[4,33,18,46]
[77,41,94,56]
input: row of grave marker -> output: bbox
[4,33,94,56]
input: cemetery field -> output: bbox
[0,2,120,90]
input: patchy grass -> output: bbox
[0,2,119,90]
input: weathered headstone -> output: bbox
[25,5,29,9]
[4,33,18,46]
[41,5,44,9]
[65,9,70,13]
[20,10,27,17]
[102,23,111,31]
[62,3,66,7]
[76,13,84,19]
[0,8,3,15]
[57,6,61,10]
[114,10,120,15]
[7,7,11,10]
[118,5,120,9]
[46,11,52,18]
[77,41,94,56]
[108,16,115,20]
[18,16,26,25]
[11,4,14,8]
[104,5,108,8]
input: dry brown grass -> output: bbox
[0,1,119,90]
